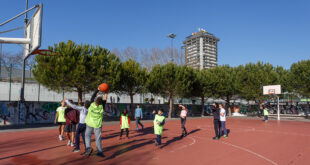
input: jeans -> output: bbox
[220,121,227,136]
[85,125,102,153]
[156,135,162,145]
[213,119,220,137]
[75,123,86,150]
[135,117,144,129]
[120,128,129,137]
[181,117,187,135]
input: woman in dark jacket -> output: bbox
[212,103,220,140]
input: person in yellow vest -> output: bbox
[120,109,131,139]
[154,109,165,147]
[263,105,269,122]
[83,89,107,157]
[54,100,66,141]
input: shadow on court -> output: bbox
[160,129,201,149]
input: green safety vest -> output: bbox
[154,114,165,135]
[57,107,66,122]
[263,109,269,116]
[85,102,104,128]
[121,114,130,129]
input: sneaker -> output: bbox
[67,140,71,146]
[72,148,80,153]
[224,135,228,138]
[70,142,75,147]
[84,148,93,156]
[136,127,139,131]
[154,141,158,146]
[212,137,219,140]
[142,125,144,130]
[96,152,105,157]
[59,135,63,141]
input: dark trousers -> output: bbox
[181,117,187,135]
[75,123,86,150]
[264,115,268,121]
[156,135,162,145]
[120,128,129,137]
[213,119,220,137]
[220,121,227,136]
[136,117,144,129]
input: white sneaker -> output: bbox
[70,142,74,147]
[67,140,71,146]
[59,135,63,141]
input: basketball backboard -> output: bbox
[25,4,43,56]
[263,85,281,95]
[0,4,42,57]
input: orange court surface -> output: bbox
[0,118,310,165]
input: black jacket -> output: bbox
[212,106,220,120]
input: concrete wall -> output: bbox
[0,82,165,104]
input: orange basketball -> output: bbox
[98,83,109,92]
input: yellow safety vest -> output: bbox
[154,114,165,135]
[121,114,130,129]
[57,107,66,122]
[85,102,104,128]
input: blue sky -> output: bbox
[1,0,309,68]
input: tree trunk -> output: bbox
[226,96,231,116]
[77,87,83,105]
[168,93,173,118]
[201,95,205,117]
[130,94,134,118]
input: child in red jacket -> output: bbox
[120,109,131,139]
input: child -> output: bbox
[54,100,66,141]
[84,89,108,157]
[179,105,188,138]
[219,104,228,138]
[64,101,79,147]
[64,98,90,153]
[120,109,131,139]
[135,105,144,130]
[154,109,165,147]
[263,105,269,122]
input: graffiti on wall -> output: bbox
[0,101,59,125]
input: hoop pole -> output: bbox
[277,96,280,121]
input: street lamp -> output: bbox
[167,33,176,63]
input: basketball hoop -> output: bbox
[268,89,275,95]
[30,49,57,56]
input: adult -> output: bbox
[84,89,108,157]
[179,104,188,138]
[65,98,90,153]
[135,105,144,130]
[212,102,220,140]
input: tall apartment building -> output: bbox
[183,29,219,70]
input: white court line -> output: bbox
[164,132,197,153]
[221,141,278,165]
[190,127,279,165]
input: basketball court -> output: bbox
[0,118,309,165]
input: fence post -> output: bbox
[9,64,12,101]
[38,82,40,102]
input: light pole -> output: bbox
[167,33,176,63]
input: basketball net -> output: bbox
[30,49,57,56]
